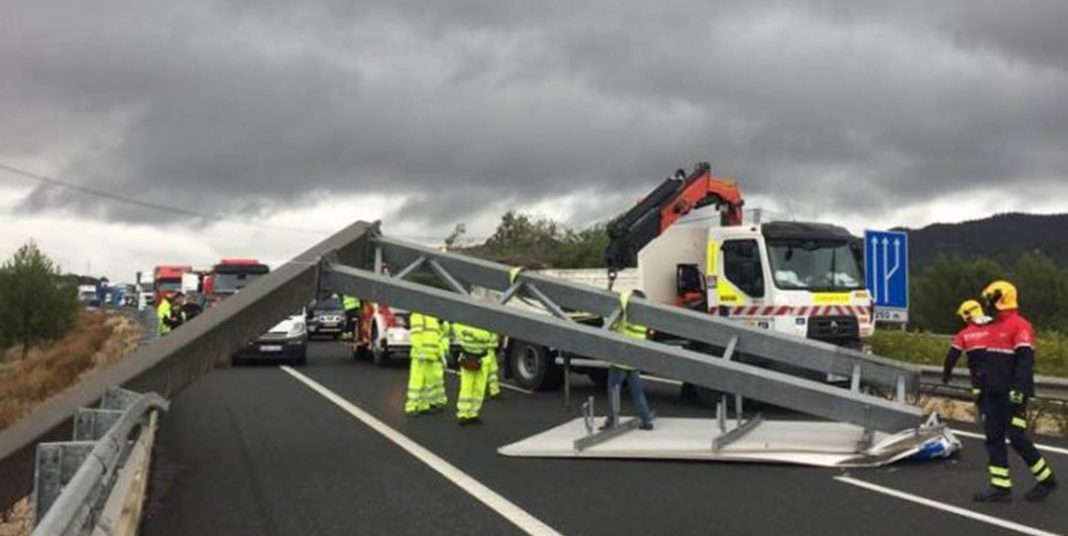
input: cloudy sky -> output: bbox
[2,0,1067,281]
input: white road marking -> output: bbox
[280,366,561,536]
[951,429,1068,457]
[444,368,535,394]
[834,476,1060,536]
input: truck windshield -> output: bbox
[156,280,181,292]
[213,273,263,295]
[766,239,864,291]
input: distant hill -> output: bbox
[899,213,1068,268]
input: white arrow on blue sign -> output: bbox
[864,229,909,323]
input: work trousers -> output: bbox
[979,391,1054,488]
[405,357,435,414]
[606,367,653,425]
[457,360,487,420]
[484,352,500,397]
[427,357,447,408]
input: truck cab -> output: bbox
[639,218,871,349]
[203,258,270,305]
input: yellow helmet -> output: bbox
[956,299,984,324]
[981,280,1018,311]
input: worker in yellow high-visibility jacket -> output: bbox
[602,290,654,431]
[341,295,360,341]
[426,321,451,410]
[484,337,501,399]
[454,323,497,425]
[406,312,447,416]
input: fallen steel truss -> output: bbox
[320,226,924,433]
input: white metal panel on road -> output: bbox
[499,418,947,467]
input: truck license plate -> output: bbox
[260,345,283,352]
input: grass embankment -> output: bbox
[871,329,1068,378]
[872,329,1068,435]
[0,311,141,432]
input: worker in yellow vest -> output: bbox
[406,312,447,416]
[454,323,497,425]
[484,337,501,399]
[342,295,360,341]
[157,292,187,336]
[157,293,174,336]
[603,290,654,431]
[426,321,450,410]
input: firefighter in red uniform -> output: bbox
[941,299,992,396]
[967,281,1058,503]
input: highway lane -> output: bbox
[144,341,1067,535]
[140,355,521,536]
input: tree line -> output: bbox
[909,252,1068,334]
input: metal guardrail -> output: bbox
[918,365,1068,403]
[32,387,168,536]
[0,221,376,512]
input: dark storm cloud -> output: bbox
[2,0,1067,229]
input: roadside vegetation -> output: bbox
[0,242,79,358]
[0,310,142,431]
[0,242,143,432]
[870,329,1068,378]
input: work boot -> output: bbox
[406,410,422,418]
[490,392,502,400]
[469,416,483,425]
[458,418,470,426]
[598,419,616,431]
[639,422,654,431]
[1025,479,1058,503]
[972,487,1012,503]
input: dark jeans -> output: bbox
[606,367,653,425]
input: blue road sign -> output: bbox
[864,229,909,322]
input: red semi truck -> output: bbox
[203,258,270,305]
[153,265,193,304]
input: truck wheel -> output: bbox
[508,340,562,390]
[587,368,608,388]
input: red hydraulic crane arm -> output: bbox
[604,162,744,282]
[658,168,743,230]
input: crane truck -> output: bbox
[503,162,873,392]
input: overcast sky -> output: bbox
[2,1,1067,281]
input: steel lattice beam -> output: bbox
[322,262,924,432]
[374,236,920,393]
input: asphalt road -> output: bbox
[142,341,1068,536]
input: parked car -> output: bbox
[307,296,346,340]
[232,313,308,366]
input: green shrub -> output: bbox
[871,329,1068,378]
